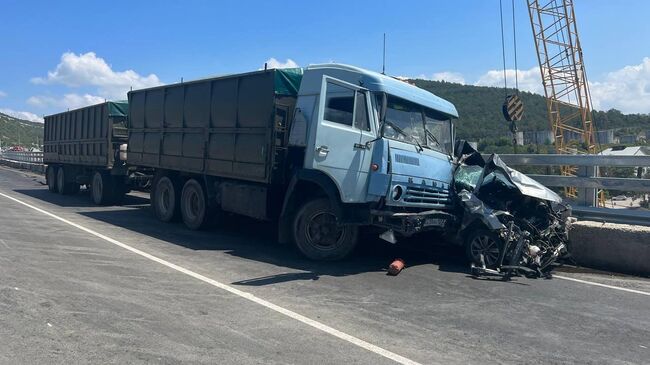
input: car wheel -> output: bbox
[465,229,501,268]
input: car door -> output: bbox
[310,76,375,203]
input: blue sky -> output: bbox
[1,0,649,121]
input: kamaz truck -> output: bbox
[44,63,459,260]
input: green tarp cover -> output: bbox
[107,101,128,118]
[274,68,303,96]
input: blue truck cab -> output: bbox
[284,64,458,259]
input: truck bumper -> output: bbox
[370,209,456,236]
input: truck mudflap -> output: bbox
[370,209,457,236]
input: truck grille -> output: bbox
[403,185,451,206]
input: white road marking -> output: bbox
[0,238,9,249]
[554,275,650,296]
[0,191,421,365]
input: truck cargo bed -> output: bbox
[127,68,301,184]
[43,102,128,168]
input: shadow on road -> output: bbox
[13,187,472,284]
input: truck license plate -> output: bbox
[424,218,446,227]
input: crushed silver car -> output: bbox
[452,141,572,279]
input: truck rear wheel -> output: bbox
[46,166,57,193]
[56,167,79,195]
[152,175,180,222]
[293,198,358,261]
[91,171,114,205]
[180,179,209,230]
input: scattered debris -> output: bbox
[453,140,572,280]
[388,258,405,276]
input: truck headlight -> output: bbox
[392,185,403,201]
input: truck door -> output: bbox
[309,76,375,202]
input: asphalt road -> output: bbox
[0,165,648,364]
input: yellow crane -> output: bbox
[526,0,598,199]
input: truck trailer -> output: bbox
[43,64,459,260]
[43,101,134,205]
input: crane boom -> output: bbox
[527,0,596,198]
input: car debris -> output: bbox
[452,141,572,280]
[388,258,406,276]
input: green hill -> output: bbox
[0,112,44,148]
[413,79,650,142]
[1,81,649,151]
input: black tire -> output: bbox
[46,166,57,193]
[91,171,114,205]
[151,174,180,222]
[56,167,78,195]
[465,229,502,268]
[180,179,209,230]
[293,198,358,261]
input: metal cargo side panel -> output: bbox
[42,102,111,167]
[206,71,275,181]
[128,70,276,183]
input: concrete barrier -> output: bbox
[569,221,650,276]
[0,158,45,175]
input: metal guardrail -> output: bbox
[1,150,648,225]
[0,151,44,164]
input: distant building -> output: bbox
[523,130,554,145]
[618,135,638,144]
[600,146,649,175]
[514,131,524,146]
[562,130,583,142]
[595,129,615,144]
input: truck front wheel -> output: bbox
[152,175,180,222]
[293,198,358,261]
[180,179,208,230]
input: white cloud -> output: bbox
[589,57,650,114]
[27,93,106,110]
[263,58,299,69]
[430,72,466,84]
[0,91,7,98]
[475,67,543,94]
[0,108,44,123]
[31,52,162,99]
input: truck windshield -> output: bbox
[380,95,452,155]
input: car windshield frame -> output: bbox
[377,93,453,155]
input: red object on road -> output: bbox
[387,258,405,276]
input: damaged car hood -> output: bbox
[453,142,561,203]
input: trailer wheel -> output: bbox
[46,166,57,193]
[293,198,358,261]
[152,175,180,222]
[91,171,114,205]
[56,167,78,195]
[180,179,209,230]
